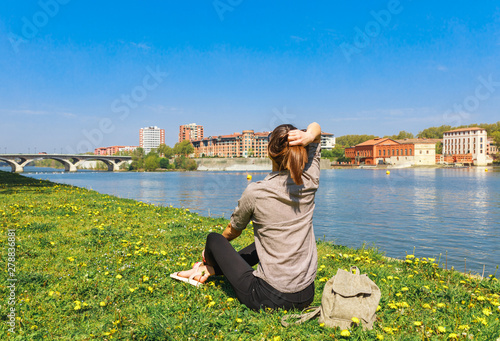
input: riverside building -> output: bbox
[192,130,269,158]
[139,126,165,154]
[344,137,440,166]
[442,127,490,166]
[94,146,138,155]
[321,132,336,150]
[179,123,204,143]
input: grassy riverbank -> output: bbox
[0,171,499,340]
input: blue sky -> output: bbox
[1,1,499,153]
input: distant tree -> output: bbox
[321,146,345,159]
[130,147,145,170]
[157,144,174,158]
[337,156,351,163]
[174,155,198,170]
[132,147,145,160]
[435,141,443,155]
[417,125,452,139]
[144,151,160,171]
[159,158,169,169]
[492,131,500,147]
[173,140,194,156]
[385,131,415,140]
[247,148,254,157]
[336,135,378,147]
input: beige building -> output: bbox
[396,138,440,166]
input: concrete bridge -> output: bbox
[0,154,132,173]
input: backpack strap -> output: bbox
[281,306,321,327]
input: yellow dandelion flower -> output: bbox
[422,303,431,309]
[319,277,329,282]
[235,318,243,323]
[437,303,446,308]
[100,301,106,307]
[376,335,384,340]
[351,317,360,324]
[116,274,122,279]
[340,329,351,337]
[387,276,393,280]
[414,321,422,326]
[48,290,54,296]
[129,288,135,293]
[67,257,74,262]
[319,323,325,327]
[273,337,281,341]
[401,287,409,292]
[376,305,381,311]
[148,286,153,293]
[143,275,149,282]
[227,298,234,302]
[207,301,216,307]
[458,325,469,330]
[482,308,492,316]
[448,333,458,339]
[437,326,446,333]
[383,327,393,334]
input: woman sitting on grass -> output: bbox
[171,122,322,311]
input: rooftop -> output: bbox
[444,127,484,133]
[396,138,441,144]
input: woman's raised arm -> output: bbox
[288,122,321,146]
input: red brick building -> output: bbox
[345,138,414,165]
[179,123,204,143]
[94,146,138,155]
[192,130,270,158]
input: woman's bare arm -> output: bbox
[288,122,321,146]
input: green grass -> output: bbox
[0,170,499,340]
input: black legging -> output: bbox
[203,233,314,311]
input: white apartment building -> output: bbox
[139,126,165,154]
[321,132,336,150]
[443,127,488,166]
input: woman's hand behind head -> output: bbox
[288,129,315,147]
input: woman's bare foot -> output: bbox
[177,262,215,284]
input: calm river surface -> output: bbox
[8,166,500,276]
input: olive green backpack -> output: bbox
[281,267,381,330]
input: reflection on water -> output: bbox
[8,166,500,276]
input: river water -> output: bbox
[6,166,499,276]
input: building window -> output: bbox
[405,149,408,155]
[383,150,386,156]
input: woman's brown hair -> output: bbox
[267,124,308,185]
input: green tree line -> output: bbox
[128,140,196,171]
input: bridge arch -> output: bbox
[0,154,132,173]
